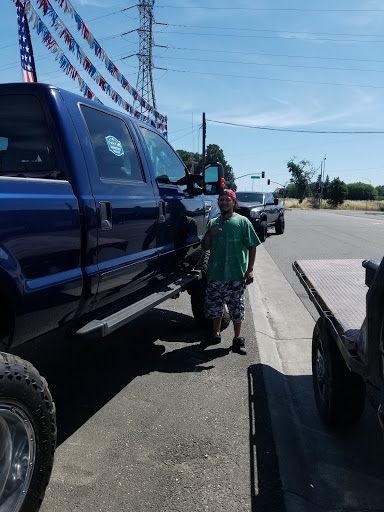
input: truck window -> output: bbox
[236,192,263,204]
[81,106,144,183]
[139,127,188,191]
[0,94,60,179]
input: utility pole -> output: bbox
[133,0,157,113]
[202,112,206,173]
[321,155,326,208]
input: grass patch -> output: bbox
[282,198,384,211]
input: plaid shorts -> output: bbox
[204,280,245,323]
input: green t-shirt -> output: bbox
[206,213,261,282]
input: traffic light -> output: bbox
[280,189,284,196]
[261,171,265,178]
[267,179,270,185]
[220,177,225,190]
[317,183,321,194]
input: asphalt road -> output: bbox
[12,209,384,511]
[15,287,285,512]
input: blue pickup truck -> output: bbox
[0,83,223,512]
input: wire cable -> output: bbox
[206,119,384,134]
[154,29,384,44]
[170,127,201,143]
[155,44,384,65]
[161,23,384,39]
[154,66,384,90]
[156,6,384,12]
[156,55,384,74]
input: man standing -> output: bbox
[201,189,261,355]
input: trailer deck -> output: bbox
[294,259,366,342]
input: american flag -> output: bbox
[16,2,37,83]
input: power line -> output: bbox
[154,29,384,43]
[162,23,384,39]
[156,6,384,11]
[170,126,201,143]
[154,66,384,90]
[153,44,384,65]
[156,55,384,74]
[206,119,384,134]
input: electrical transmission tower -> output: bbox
[134,0,157,113]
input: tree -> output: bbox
[176,150,202,174]
[177,144,236,188]
[285,183,298,198]
[327,177,348,207]
[346,182,377,200]
[376,185,384,198]
[287,158,316,203]
[206,144,236,188]
[323,175,330,199]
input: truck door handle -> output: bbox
[100,201,112,230]
[158,200,166,223]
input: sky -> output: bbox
[1,0,384,191]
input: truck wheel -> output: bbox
[0,352,56,512]
[312,319,366,425]
[257,221,268,242]
[275,215,285,235]
[190,266,230,331]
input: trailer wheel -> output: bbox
[312,318,366,425]
[0,352,56,512]
[190,258,230,331]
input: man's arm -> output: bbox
[244,245,256,285]
[201,222,221,251]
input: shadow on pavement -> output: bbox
[12,307,229,446]
[250,363,384,512]
[248,364,286,512]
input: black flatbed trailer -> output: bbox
[293,257,384,428]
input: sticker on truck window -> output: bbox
[105,135,124,156]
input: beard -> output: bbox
[219,206,233,217]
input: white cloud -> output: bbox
[208,90,379,129]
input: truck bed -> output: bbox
[294,259,367,341]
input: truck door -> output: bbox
[265,192,278,224]
[137,126,205,275]
[0,91,83,344]
[77,105,158,306]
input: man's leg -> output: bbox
[212,316,222,336]
[233,322,242,338]
[201,281,224,348]
[225,281,247,355]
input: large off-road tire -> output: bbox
[312,318,366,425]
[257,221,268,242]
[190,255,230,331]
[0,352,56,512]
[275,215,285,235]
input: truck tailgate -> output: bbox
[293,259,366,340]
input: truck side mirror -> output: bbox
[204,162,225,195]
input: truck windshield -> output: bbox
[236,192,263,203]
